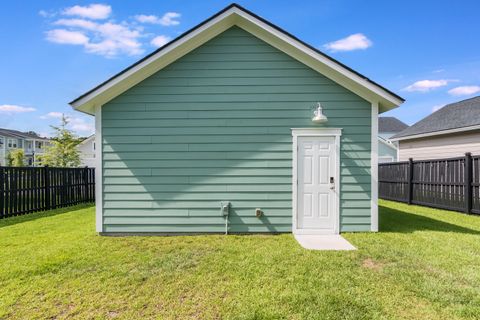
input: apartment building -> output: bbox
[0,128,51,166]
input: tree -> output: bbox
[40,115,81,167]
[6,149,25,166]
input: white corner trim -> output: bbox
[94,105,103,233]
[291,128,341,235]
[390,124,480,142]
[70,5,403,114]
[371,102,379,232]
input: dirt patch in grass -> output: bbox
[362,258,385,271]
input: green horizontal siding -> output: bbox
[102,26,371,233]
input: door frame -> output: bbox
[291,128,342,235]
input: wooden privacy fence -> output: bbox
[379,153,480,214]
[0,166,95,219]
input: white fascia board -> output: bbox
[391,124,480,141]
[378,136,398,150]
[71,10,237,114]
[71,6,403,115]
[234,10,403,110]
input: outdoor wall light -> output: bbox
[312,102,328,124]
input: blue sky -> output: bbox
[1,0,479,137]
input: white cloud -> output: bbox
[151,35,171,47]
[323,33,372,52]
[403,79,452,92]
[42,112,94,134]
[47,19,143,57]
[46,29,89,45]
[63,4,111,20]
[135,14,158,24]
[135,12,181,26]
[448,85,480,96]
[39,10,55,18]
[85,22,143,56]
[40,112,64,119]
[67,116,94,133]
[0,104,36,114]
[44,5,179,57]
[54,18,97,30]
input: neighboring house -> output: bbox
[0,128,50,166]
[70,4,404,235]
[378,136,398,163]
[378,117,409,162]
[77,135,96,168]
[392,96,480,161]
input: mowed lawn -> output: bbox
[1,201,480,319]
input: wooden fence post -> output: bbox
[84,166,89,203]
[465,152,473,214]
[407,158,414,204]
[44,166,50,210]
[0,167,4,219]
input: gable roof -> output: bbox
[0,128,49,140]
[379,117,409,133]
[69,3,404,115]
[392,96,480,140]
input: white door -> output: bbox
[296,136,337,234]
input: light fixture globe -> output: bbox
[312,103,328,123]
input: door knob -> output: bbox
[330,177,335,190]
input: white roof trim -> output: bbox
[391,124,480,141]
[378,136,398,150]
[70,5,403,115]
[79,134,95,146]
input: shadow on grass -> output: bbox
[0,204,94,229]
[379,204,480,235]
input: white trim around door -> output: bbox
[292,128,342,235]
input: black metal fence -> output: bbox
[0,166,95,219]
[379,153,480,214]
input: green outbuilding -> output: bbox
[70,4,404,235]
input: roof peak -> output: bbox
[70,3,403,114]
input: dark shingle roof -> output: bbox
[379,117,409,133]
[392,96,480,139]
[0,128,48,140]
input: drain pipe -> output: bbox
[221,201,230,235]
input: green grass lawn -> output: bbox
[1,201,480,319]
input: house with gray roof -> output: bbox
[378,117,408,162]
[0,128,51,166]
[391,96,480,160]
[379,117,409,139]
